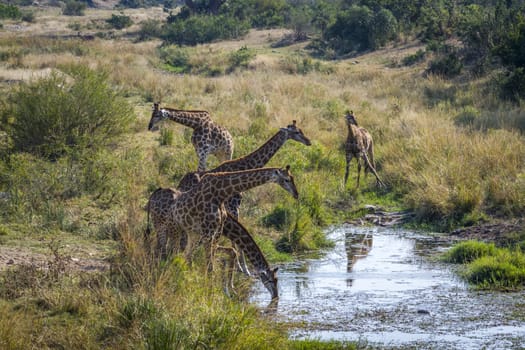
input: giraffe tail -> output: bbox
[366,139,376,174]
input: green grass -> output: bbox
[443,241,525,290]
[442,240,497,264]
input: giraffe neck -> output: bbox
[200,168,279,203]
[213,130,288,172]
[163,108,211,129]
[347,123,359,141]
[222,215,271,273]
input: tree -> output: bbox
[184,0,227,14]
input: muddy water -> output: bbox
[251,224,525,349]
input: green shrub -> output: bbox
[501,67,525,101]
[106,14,133,30]
[62,1,86,16]
[443,240,497,264]
[402,49,426,66]
[228,46,255,71]
[158,45,191,73]
[427,52,463,78]
[0,3,21,19]
[454,106,480,127]
[261,204,291,231]
[161,15,249,46]
[7,65,134,159]
[138,19,162,41]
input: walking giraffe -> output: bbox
[148,103,234,171]
[344,110,385,188]
[146,166,298,276]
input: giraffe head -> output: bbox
[148,103,166,131]
[345,110,358,126]
[274,165,299,199]
[280,120,312,146]
[259,267,279,300]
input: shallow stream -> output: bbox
[251,224,525,349]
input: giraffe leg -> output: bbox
[217,245,239,294]
[344,153,353,186]
[356,158,362,188]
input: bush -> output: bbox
[500,67,525,101]
[427,52,463,78]
[138,19,162,40]
[106,14,133,30]
[0,3,21,19]
[62,1,86,16]
[228,46,255,71]
[402,49,426,66]
[161,15,250,46]
[6,65,134,159]
[454,106,480,127]
[158,45,191,73]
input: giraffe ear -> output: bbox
[153,103,159,111]
[273,267,279,273]
[285,165,290,171]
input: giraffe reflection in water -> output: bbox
[345,231,373,287]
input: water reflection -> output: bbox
[345,231,373,272]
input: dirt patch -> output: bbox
[0,245,109,272]
[449,219,525,243]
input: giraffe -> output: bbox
[146,166,298,274]
[221,213,279,299]
[148,103,234,171]
[344,110,385,188]
[176,120,311,273]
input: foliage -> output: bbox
[322,5,398,55]
[228,46,255,71]
[0,3,21,19]
[418,0,455,41]
[427,51,463,78]
[117,0,177,8]
[5,65,134,159]
[161,14,250,45]
[62,0,86,16]
[138,19,163,40]
[106,13,133,30]
[402,49,426,66]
